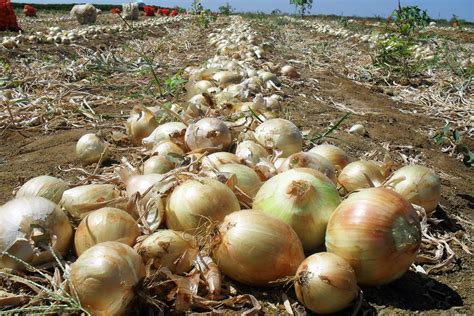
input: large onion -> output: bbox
[309,144,350,172]
[126,106,159,146]
[338,160,385,193]
[278,152,337,184]
[235,140,269,166]
[326,187,421,285]
[60,184,120,220]
[143,156,175,175]
[254,169,340,252]
[166,178,240,232]
[74,207,140,256]
[295,252,358,314]
[76,133,109,165]
[217,163,262,205]
[137,229,198,273]
[70,242,145,316]
[254,118,302,158]
[185,118,232,153]
[0,197,72,270]
[142,122,187,149]
[212,210,305,286]
[16,175,68,204]
[385,165,441,214]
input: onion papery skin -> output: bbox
[166,178,240,233]
[326,187,421,285]
[143,156,175,175]
[235,140,269,166]
[185,118,232,153]
[150,141,185,158]
[278,152,337,184]
[309,144,350,172]
[385,165,441,214]
[253,169,341,252]
[76,133,109,165]
[142,122,187,150]
[60,184,120,220]
[254,118,302,158]
[74,207,140,256]
[213,210,305,286]
[70,242,145,316]
[217,163,262,205]
[338,160,385,193]
[16,175,68,204]
[201,152,243,169]
[0,197,72,270]
[295,252,358,314]
[126,106,159,146]
[137,229,198,273]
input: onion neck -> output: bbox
[286,180,316,203]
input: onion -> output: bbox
[70,242,145,315]
[166,178,240,232]
[16,175,68,204]
[74,207,140,256]
[0,197,72,270]
[137,229,198,273]
[254,169,340,252]
[142,122,187,149]
[212,210,305,286]
[385,165,441,214]
[76,133,109,165]
[201,152,242,169]
[235,140,270,166]
[60,184,120,220]
[326,187,421,285]
[185,118,232,153]
[338,160,385,193]
[348,124,366,135]
[217,163,262,205]
[309,144,350,172]
[295,252,358,314]
[278,152,337,184]
[281,65,299,78]
[143,156,175,174]
[126,106,159,146]
[150,141,185,157]
[212,71,242,87]
[194,80,215,93]
[254,118,302,158]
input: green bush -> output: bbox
[391,6,431,35]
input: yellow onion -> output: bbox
[137,229,198,273]
[60,184,120,220]
[338,160,385,193]
[212,210,305,286]
[217,163,262,205]
[235,140,269,166]
[254,169,341,252]
[309,144,350,172]
[201,152,243,169]
[212,71,242,87]
[74,207,140,256]
[142,122,187,150]
[143,156,175,175]
[295,252,358,314]
[185,118,232,153]
[126,106,159,146]
[76,133,109,165]
[150,141,185,157]
[281,65,299,78]
[385,165,441,214]
[166,178,240,232]
[193,80,215,93]
[278,152,337,184]
[0,197,72,270]
[326,187,421,285]
[254,118,302,158]
[16,175,68,204]
[70,242,145,316]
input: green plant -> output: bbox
[290,0,313,18]
[391,5,430,35]
[219,2,234,16]
[433,123,473,167]
[164,71,187,97]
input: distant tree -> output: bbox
[219,2,234,15]
[271,9,282,16]
[290,0,313,18]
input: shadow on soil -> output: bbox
[362,271,463,311]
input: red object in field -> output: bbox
[158,8,170,16]
[111,7,121,14]
[171,9,177,16]
[0,0,20,31]
[23,4,37,17]
[143,5,155,16]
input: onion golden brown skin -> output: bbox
[309,144,350,172]
[254,118,302,158]
[126,106,159,146]
[212,210,305,286]
[326,187,421,285]
[16,175,68,204]
[235,140,269,166]
[295,252,358,314]
[338,160,385,193]
[185,118,232,153]
[278,152,337,184]
[76,133,109,165]
[74,207,140,256]
[70,242,145,316]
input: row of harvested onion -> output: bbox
[0,16,442,315]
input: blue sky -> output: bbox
[12,0,474,21]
